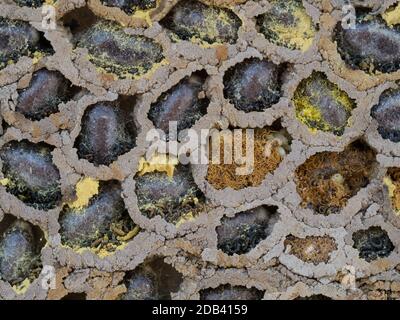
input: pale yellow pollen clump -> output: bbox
[137,154,179,178]
[382,3,400,27]
[0,178,10,186]
[68,177,99,210]
[12,279,31,295]
[269,5,316,52]
[384,176,400,216]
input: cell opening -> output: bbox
[206,119,292,190]
[217,205,279,255]
[200,284,264,300]
[0,215,45,286]
[295,140,377,215]
[0,140,62,210]
[75,96,138,166]
[122,257,183,300]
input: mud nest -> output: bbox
[0,0,399,301]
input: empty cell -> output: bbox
[160,0,241,44]
[0,141,61,210]
[217,205,279,255]
[293,72,356,135]
[200,285,264,300]
[295,141,377,215]
[223,58,284,113]
[61,292,87,300]
[352,226,394,262]
[75,98,138,166]
[256,0,316,51]
[148,71,209,136]
[123,257,183,300]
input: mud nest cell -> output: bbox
[13,1,45,7]
[160,0,242,44]
[384,168,400,216]
[293,72,356,135]
[352,226,394,262]
[59,180,138,253]
[75,97,138,166]
[70,15,164,78]
[295,141,377,215]
[0,140,61,210]
[0,17,53,70]
[0,215,45,286]
[256,0,317,52]
[148,71,209,137]
[217,205,279,255]
[294,294,332,300]
[223,58,285,113]
[135,162,206,224]
[207,124,291,190]
[200,285,264,300]
[371,88,400,142]
[284,235,337,265]
[122,257,183,300]
[335,7,400,74]
[101,0,157,15]
[16,69,80,121]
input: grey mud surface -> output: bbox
[0,0,399,300]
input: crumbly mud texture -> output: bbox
[0,141,61,210]
[352,227,394,262]
[335,8,400,73]
[200,285,264,300]
[293,72,356,135]
[207,125,291,190]
[284,235,337,265]
[0,17,53,70]
[295,141,377,215]
[160,0,242,45]
[1,0,400,301]
[135,163,206,224]
[217,205,279,255]
[256,0,316,51]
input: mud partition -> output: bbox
[0,0,400,301]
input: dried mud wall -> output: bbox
[0,0,400,300]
